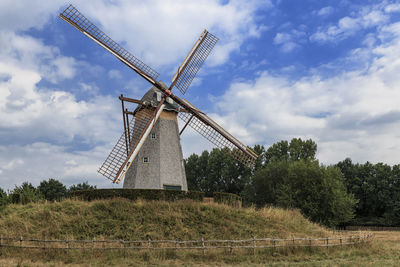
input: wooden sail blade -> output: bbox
[98,102,165,183]
[177,99,258,168]
[59,4,159,84]
[170,29,218,94]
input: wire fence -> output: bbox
[0,234,372,253]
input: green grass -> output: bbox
[0,198,329,240]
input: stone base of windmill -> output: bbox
[123,112,188,191]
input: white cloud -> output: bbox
[69,0,271,68]
[310,4,389,43]
[211,19,400,165]
[0,0,62,31]
[0,12,123,189]
[108,69,122,80]
[317,6,334,16]
[0,142,117,189]
[273,29,306,52]
[384,3,400,13]
[0,32,77,84]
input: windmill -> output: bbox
[59,5,258,190]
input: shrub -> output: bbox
[10,182,43,204]
[69,189,204,202]
[0,188,9,209]
[213,192,242,207]
[38,178,67,201]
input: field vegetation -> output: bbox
[0,198,398,266]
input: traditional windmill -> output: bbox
[59,5,258,190]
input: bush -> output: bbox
[213,192,242,207]
[68,181,97,192]
[10,182,43,204]
[38,178,67,201]
[69,189,204,202]
[244,160,357,227]
[0,188,9,209]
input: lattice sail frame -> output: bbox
[98,107,157,182]
[59,5,159,82]
[170,30,219,95]
[178,100,257,168]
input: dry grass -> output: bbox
[0,198,330,241]
[2,198,394,266]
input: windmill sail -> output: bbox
[60,4,258,176]
[170,30,219,94]
[177,99,257,168]
[98,101,165,183]
[59,4,159,84]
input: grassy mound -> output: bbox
[0,198,329,240]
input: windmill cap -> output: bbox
[138,82,179,112]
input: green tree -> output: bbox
[0,187,9,209]
[68,181,97,192]
[10,182,43,204]
[185,148,251,196]
[252,144,266,171]
[337,159,400,225]
[245,160,356,227]
[38,178,67,201]
[264,138,317,164]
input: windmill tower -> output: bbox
[59,5,258,189]
[123,86,187,190]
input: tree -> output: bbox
[0,187,9,209]
[10,182,43,204]
[244,160,357,227]
[185,148,251,196]
[252,144,266,172]
[38,179,67,201]
[68,181,97,192]
[264,138,317,164]
[337,159,400,226]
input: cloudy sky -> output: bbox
[1,0,400,190]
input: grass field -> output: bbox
[0,232,399,266]
[0,199,399,266]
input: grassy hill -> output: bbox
[0,198,329,240]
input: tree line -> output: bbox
[0,180,96,207]
[185,138,400,227]
[2,138,398,228]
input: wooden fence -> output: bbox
[344,225,400,231]
[0,234,372,252]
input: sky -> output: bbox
[1,0,400,190]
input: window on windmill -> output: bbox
[143,157,149,163]
[151,133,156,139]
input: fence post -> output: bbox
[253,237,256,256]
[20,236,23,248]
[272,239,276,252]
[201,237,205,255]
[292,237,295,246]
[148,238,151,250]
[229,240,233,254]
[0,235,2,248]
[326,238,329,249]
[308,238,312,250]
[340,237,342,247]
[66,240,69,249]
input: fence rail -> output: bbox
[344,225,400,231]
[0,234,372,252]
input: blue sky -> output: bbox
[1,0,400,189]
